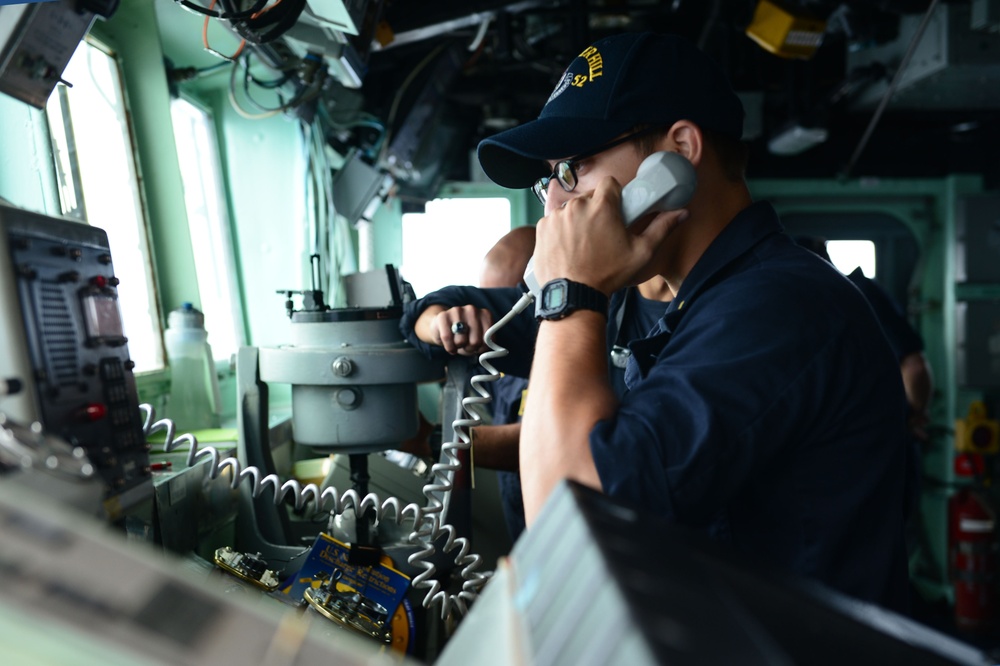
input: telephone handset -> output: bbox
[522,150,697,299]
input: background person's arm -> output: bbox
[900,351,933,441]
[470,422,521,471]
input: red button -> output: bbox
[81,403,107,422]
[91,275,107,288]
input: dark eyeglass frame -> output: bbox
[531,126,662,206]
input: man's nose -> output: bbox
[544,183,572,215]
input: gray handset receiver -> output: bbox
[523,150,697,299]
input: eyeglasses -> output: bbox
[532,126,660,206]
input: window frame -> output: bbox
[169,92,247,362]
[44,36,166,374]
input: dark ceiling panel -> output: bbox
[156,0,1000,188]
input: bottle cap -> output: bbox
[168,302,205,330]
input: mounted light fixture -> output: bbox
[767,122,829,156]
[746,0,827,60]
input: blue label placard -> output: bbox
[276,533,411,619]
[0,0,59,5]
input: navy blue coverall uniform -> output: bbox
[400,201,910,612]
[403,285,667,542]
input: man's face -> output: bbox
[541,137,648,216]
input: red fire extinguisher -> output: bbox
[948,454,998,631]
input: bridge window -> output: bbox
[827,240,876,278]
[45,40,163,372]
[170,96,245,361]
[401,198,512,296]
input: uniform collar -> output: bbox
[665,201,783,324]
[624,201,784,385]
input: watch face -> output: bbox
[537,278,607,321]
[544,282,567,310]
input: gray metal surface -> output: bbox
[441,481,994,666]
[0,482,410,665]
[259,342,442,385]
[259,314,442,450]
[848,4,1000,110]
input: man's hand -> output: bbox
[414,303,495,356]
[534,176,689,294]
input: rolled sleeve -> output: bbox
[589,273,901,528]
[399,285,539,377]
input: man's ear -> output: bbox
[660,120,703,167]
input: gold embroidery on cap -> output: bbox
[572,46,604,87]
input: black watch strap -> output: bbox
[536,278,609,321]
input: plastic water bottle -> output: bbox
[164,303,221,431]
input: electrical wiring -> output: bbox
[247,66,294,89]
[224,0,307,45]
[315,127,341,304]
[195,61,232,76]
[282,95,358,309]
[196,0,304,61]
[303,121,320,259]
[331,117,385,133]
[226,51,324,119]
[203,9,246,61]
[319,105,386,135]
[468,15,492,53]
[174,0,269,21]
[241,55,285,112]
[318,103,387,163]
[227,59,283,119]
[302,119,336,299]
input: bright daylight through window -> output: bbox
[170,96,245,362]
[401,198,513,297]
[827,240,876,278]
[46,40,163,372]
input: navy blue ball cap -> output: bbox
[477,31,745,189]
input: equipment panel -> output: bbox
[0,204,151,513]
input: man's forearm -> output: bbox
[900,352,933,413]
[520,311,614,525]
[900,352,933,440]
[471,423,520,471]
